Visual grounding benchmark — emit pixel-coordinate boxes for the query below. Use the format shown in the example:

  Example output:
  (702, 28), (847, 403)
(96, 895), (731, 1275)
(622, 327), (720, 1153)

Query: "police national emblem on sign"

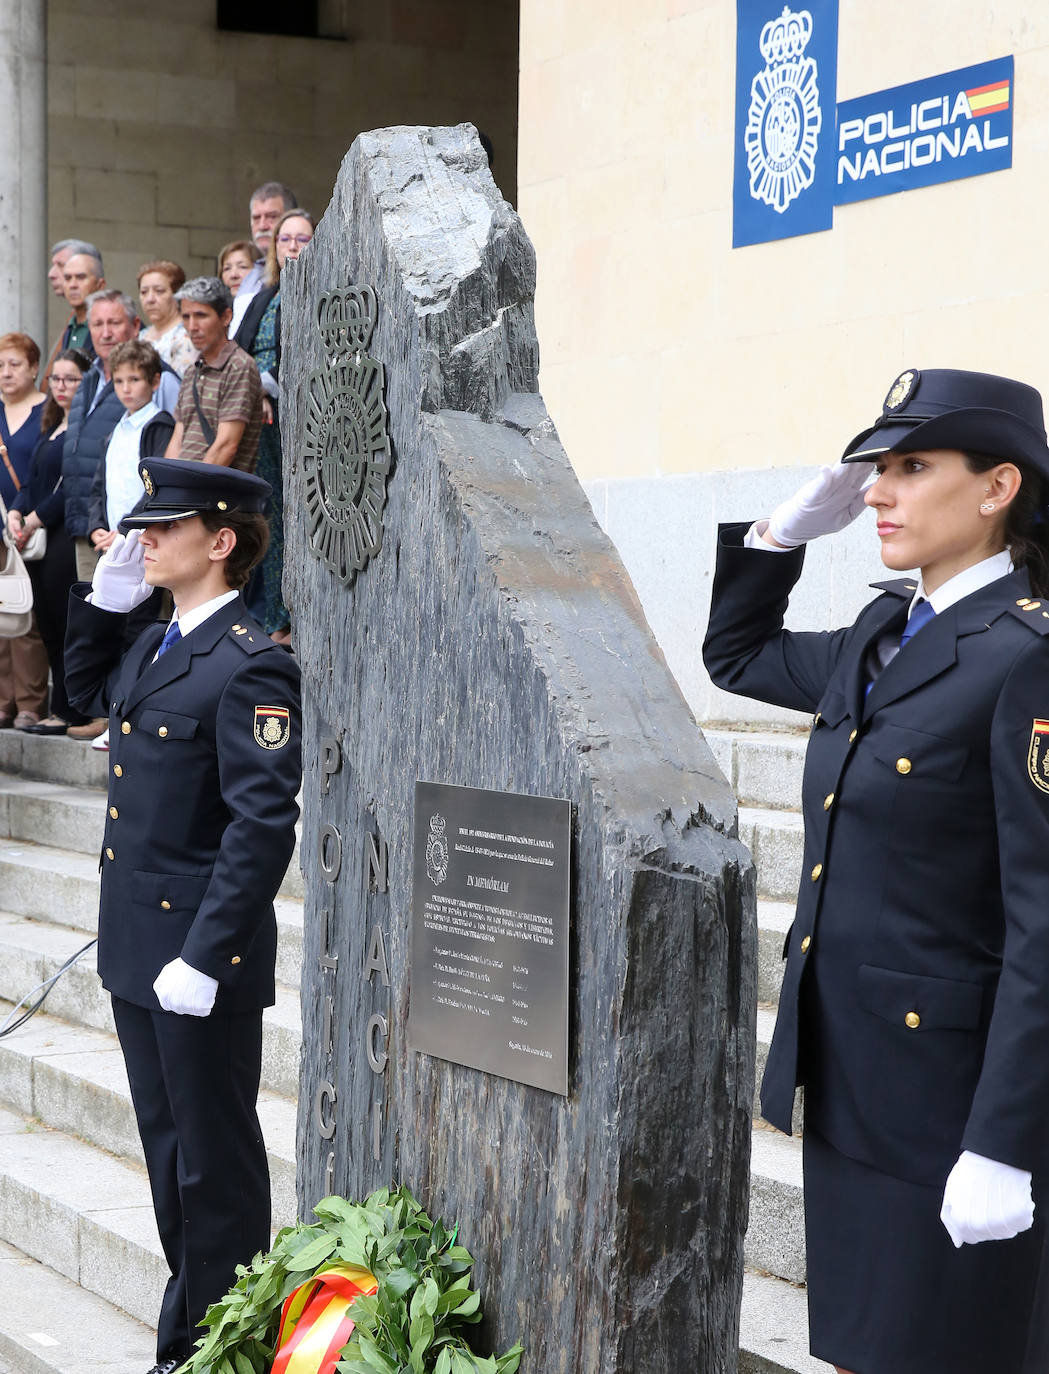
(425, 813), (449, 886)
(745, 6), (822, 214)
(302, 285), (392, 586)
(253, 705), (291, 751)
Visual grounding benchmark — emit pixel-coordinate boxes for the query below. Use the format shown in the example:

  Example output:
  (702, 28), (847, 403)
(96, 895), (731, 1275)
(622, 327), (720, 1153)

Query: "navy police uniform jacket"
(65, 589), (301, 1012)
(704, 523), (1049, 1190)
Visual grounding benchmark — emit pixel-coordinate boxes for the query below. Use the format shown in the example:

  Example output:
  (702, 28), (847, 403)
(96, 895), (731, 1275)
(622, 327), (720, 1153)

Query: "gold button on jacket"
(895, 758), (912, 775)
(811, 863), (823, 881)
(800, 935), (811, 953)
(121, 721), (131, 735)
(905, 1012), (921, 1030)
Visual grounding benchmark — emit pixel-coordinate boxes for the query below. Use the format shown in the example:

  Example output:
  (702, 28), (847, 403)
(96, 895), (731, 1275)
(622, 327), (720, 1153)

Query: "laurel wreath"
(181, 1186), (524, 1374)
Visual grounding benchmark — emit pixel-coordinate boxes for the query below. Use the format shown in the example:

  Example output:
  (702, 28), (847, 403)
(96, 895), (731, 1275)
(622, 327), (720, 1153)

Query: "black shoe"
(26, 716), (69, 735)
(145, 1360), (183, 1374)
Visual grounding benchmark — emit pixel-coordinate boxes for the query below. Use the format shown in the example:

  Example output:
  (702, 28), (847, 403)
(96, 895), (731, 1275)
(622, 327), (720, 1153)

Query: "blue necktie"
(157, 621), (182, 658)
(899, 598), (936, 650)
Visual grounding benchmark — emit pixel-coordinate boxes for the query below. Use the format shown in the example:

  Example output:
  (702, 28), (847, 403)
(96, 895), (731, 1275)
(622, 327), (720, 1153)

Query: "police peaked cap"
(118, 457), (271, 532)
(842, 368), (1049, 482)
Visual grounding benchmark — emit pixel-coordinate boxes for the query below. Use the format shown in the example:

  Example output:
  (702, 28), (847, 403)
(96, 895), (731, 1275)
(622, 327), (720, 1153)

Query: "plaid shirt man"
(174, 340), (263, 471)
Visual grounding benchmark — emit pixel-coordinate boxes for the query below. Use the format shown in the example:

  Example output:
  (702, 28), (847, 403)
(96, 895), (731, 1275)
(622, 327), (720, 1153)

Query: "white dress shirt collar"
(910, 549), (1014, 617)
(170, 589), (240, 638)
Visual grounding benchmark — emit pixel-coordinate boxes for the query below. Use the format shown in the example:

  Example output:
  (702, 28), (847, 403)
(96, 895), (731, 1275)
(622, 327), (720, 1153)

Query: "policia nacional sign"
(733, 2), (1014, 247)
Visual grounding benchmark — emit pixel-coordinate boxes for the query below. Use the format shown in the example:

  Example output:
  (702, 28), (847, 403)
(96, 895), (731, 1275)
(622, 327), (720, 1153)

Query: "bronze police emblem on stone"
(302, 285), (392, 585)
(884, 369), (919, 413)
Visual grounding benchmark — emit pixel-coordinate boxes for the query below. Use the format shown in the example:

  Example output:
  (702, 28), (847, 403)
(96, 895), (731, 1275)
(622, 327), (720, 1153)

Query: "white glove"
(153, 957), (219, 1017)
(90, 531), (152, 613)
(940, 1150), (1035, 1247)
(766, 461), (875, 549)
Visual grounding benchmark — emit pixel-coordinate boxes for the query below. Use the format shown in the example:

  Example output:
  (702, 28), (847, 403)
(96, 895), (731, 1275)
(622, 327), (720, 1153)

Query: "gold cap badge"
(142, 468), (155, 496)
(883, 369), (919, 413)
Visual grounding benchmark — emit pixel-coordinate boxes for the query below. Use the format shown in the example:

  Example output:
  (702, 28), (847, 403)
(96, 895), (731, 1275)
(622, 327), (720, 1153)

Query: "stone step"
(704, 729), (808, 813)
(0, 1100), (167, 1329)
(0, 913), (303, 1099)
(0, 733), (110, 791)
(738, 807), (805, 904)
(757, 899), (793, 1005)
(739, 1270), (833, 1373)
(0, 1237), (156, 1374)
(745, 1129), (805, 1284)
(0, 1000), (297, 1228)
(0, 772), (304, 900)
(0, 835), (304, 981)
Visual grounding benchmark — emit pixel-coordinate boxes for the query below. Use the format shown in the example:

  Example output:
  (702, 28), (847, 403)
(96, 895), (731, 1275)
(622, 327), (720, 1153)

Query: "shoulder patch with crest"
(1028, 720), (1049, 794)
(254, 705), (290, 750)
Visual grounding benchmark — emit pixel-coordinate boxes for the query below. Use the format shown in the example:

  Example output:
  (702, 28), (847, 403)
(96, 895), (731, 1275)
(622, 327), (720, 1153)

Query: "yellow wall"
(519, 2), (1049, 481)
(46, 0), (519, 345)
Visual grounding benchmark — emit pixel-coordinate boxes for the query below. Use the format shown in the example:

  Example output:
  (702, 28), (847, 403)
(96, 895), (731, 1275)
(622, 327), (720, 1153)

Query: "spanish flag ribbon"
(271, 1263), (377, 1374)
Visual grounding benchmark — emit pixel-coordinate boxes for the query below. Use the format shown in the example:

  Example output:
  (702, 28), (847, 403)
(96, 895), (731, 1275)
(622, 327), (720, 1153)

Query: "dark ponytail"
(963, 451), (1049, 598)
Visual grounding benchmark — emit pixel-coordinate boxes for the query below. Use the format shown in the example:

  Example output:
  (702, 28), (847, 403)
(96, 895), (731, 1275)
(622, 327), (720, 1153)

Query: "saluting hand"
(153, 957), (219, 1017)
(940, 1149), (1035, 1247)
(764, 460), (876, 549)
(90, 530), (152, 613)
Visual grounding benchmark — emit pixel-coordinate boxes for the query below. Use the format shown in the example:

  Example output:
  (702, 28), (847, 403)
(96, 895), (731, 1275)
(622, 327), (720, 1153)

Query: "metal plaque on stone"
(410, 781), (570, 1095)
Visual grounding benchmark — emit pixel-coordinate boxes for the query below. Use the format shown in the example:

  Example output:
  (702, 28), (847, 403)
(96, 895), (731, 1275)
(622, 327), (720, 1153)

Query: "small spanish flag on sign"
(965, 78), (1011, 117)
(271, 1264), (378, 1374)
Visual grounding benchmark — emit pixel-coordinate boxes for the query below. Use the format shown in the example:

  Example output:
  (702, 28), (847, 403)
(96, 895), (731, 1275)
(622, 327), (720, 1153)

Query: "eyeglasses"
(50, 374), (81, 387)
(277, 234), (312, 247)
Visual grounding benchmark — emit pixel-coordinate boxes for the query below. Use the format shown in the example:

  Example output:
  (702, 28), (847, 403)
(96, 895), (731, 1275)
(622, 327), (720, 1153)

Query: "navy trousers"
(111, 996), (271, 1363)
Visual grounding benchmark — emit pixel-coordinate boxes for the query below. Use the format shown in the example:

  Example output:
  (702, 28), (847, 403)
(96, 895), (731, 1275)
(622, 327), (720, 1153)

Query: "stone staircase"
(0, 727), (821, 1373)
(0, 733), (303, 1374)
(704, 728), (832, 1374)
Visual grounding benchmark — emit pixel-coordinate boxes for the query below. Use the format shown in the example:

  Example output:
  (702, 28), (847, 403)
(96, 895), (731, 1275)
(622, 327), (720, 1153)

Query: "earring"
(980, 502), (996, 514)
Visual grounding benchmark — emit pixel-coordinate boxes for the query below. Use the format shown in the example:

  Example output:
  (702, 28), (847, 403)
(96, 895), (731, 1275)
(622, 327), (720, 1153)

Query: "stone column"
(0, 0), (46, 351)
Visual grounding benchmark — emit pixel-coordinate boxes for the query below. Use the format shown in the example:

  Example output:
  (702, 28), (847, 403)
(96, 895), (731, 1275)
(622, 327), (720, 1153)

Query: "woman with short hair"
(7, 348), (93, 734)
(137, 259), (196, 377)
(0, 332), (49, 730)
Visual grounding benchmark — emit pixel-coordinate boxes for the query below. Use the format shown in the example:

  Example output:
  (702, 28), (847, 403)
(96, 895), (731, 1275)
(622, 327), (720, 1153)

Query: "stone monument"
(280, 124), (756, 1372)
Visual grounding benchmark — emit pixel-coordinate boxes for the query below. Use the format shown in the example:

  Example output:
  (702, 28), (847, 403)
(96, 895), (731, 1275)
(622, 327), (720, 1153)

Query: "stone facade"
(44, 0), (519, 342)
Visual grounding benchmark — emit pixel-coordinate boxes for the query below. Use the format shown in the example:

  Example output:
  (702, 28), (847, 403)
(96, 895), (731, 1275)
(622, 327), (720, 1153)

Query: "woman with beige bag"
(8, 348), (93, 734)
(0, 333), (48, 730)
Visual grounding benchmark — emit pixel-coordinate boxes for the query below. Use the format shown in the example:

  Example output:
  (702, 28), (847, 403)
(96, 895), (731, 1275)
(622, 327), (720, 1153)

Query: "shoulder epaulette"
(869, 578), (918, 599)
(228, 622), (273, 654)
(1007, 597), (1049, 635)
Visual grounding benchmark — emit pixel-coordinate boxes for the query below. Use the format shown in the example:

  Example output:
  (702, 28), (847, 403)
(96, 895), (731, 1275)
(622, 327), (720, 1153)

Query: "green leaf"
(495, 1345), (523, 1374)
(435, 1349), (453, 1374)
(286, 1233), (339, 1271)
(232, 1349), (258, 1374)
(452, 1291), (481, 1318)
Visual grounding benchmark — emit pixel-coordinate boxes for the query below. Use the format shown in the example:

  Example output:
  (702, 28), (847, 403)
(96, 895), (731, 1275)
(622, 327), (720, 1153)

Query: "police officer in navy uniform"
(65, 457), (301, 1374)
(704, 370), (1049, 1374)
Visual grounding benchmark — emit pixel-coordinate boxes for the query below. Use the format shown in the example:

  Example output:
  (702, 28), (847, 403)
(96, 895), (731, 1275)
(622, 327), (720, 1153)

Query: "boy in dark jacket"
(87, 340), (175, 550)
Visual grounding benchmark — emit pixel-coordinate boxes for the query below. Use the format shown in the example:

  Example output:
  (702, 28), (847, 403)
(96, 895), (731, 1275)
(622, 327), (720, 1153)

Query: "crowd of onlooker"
(0, 180), (315, 747)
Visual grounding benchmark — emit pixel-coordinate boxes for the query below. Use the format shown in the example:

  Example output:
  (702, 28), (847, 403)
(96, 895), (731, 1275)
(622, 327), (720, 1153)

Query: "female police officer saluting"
(704, 369), (1049, 1374)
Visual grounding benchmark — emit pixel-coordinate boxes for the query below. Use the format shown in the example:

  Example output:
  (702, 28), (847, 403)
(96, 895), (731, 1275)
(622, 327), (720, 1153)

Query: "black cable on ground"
(0, 938), (98, 1038)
